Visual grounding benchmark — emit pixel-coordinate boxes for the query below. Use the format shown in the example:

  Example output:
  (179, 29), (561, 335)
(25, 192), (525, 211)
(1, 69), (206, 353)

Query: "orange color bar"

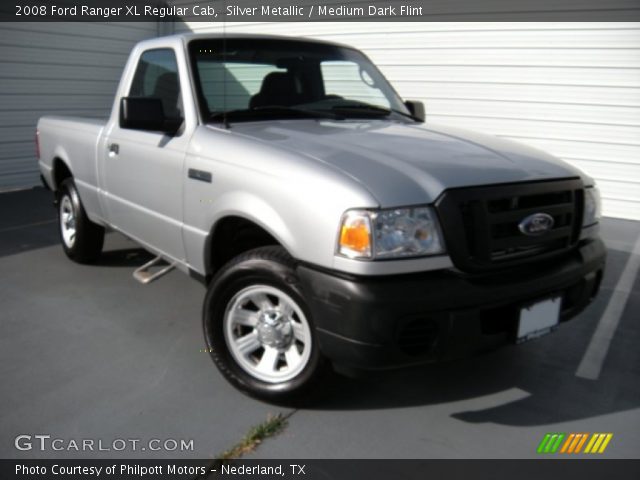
(567, 434), (582, 453)
(560, 434), (576, 454)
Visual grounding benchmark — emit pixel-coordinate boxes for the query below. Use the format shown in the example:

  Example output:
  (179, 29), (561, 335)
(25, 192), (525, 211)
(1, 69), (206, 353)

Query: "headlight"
(338, 206), (445, 260)
(582, 186), (602, 227)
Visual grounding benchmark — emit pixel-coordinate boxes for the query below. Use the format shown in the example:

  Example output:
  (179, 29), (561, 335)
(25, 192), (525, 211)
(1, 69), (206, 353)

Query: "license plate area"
(516, 296), (562, 344)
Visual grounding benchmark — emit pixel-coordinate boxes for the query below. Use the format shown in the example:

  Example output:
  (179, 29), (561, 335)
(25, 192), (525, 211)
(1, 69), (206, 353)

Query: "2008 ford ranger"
(37, 34), (605, 400)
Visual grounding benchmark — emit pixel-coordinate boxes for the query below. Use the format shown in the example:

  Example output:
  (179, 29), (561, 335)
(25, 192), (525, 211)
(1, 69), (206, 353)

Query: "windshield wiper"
(209, 106), (344, 123)
(331, 103), (419, 121)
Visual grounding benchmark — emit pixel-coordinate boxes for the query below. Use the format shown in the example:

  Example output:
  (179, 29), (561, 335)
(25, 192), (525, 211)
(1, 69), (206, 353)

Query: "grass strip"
(217, 412), (290, 460)
(194, 411), (294, 479)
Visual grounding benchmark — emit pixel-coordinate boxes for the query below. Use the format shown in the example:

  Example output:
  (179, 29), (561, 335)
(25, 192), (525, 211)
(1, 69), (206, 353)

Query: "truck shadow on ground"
(0, 188), (59, 258)
(309, 340), (639, 427)
(0, 187), (155, 267)
(305, 248), (639, 427)
(93, 247), (154, 267)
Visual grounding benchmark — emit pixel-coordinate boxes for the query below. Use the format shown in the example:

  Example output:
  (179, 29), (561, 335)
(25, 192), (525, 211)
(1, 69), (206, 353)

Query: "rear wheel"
(203, 246), (325, 402)
(58, 178), (104, 263)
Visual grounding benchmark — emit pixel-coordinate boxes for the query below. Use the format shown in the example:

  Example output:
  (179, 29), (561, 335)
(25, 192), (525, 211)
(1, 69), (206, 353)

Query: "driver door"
(100, 48), (187, 262)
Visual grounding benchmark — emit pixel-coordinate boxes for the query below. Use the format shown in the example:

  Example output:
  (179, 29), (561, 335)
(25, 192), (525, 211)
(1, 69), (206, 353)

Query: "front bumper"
(298, 238), (606, 370)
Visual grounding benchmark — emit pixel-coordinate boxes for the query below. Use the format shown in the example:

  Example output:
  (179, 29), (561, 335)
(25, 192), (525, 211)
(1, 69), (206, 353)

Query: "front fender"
(183, 190), (296, 275)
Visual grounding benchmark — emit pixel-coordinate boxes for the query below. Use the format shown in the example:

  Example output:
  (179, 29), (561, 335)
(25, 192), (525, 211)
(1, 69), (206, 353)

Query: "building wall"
(0, 22), (160, 189)
(179, 22), (640, 220)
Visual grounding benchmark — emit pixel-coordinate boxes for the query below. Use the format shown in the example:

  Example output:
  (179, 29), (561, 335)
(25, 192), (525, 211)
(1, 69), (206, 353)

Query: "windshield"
(188, 38), (413, 123)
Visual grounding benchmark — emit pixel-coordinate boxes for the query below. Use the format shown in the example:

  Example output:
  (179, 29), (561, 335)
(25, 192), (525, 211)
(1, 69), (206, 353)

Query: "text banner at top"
(4, 0), (640, 22)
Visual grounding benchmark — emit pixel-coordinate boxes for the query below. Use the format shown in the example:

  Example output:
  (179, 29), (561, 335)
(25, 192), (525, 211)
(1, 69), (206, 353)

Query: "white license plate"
(516, 297), (562, 343)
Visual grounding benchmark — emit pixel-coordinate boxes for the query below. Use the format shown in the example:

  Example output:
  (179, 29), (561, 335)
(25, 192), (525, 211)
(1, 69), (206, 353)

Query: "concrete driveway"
(1, 187), (639, 459)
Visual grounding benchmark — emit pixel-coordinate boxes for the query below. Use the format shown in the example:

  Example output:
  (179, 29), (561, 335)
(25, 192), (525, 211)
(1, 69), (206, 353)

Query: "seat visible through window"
(249, 72), (300, 109)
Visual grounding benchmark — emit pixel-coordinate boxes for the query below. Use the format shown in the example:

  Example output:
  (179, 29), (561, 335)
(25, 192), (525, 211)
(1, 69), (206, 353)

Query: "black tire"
(203, 246), (326, 403)
(57, 178), (104, 263)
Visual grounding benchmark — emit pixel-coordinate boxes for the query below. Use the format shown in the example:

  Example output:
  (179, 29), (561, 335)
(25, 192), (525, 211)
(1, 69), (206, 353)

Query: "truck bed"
(37, 115), (107, 224)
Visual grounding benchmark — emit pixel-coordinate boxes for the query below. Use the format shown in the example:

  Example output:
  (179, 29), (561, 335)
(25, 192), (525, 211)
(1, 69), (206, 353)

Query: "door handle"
(108, 143), (119, 157)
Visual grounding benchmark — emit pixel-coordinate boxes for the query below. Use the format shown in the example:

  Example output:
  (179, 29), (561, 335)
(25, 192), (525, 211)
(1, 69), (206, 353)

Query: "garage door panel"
(0, 78), (118, 96)
(598, 179), (640, 203)
(0, 23), (154, 190)
(368, 48), (640, 68)
(0, 94), (113, 111)
(397, 82), (640, 107)
(1, 22), (157, 41)
(434, 116), (640, 146)
(0, 45), (129, 68)
(0, 110), (110, 128)
(425, 99), (640, 126)
(0, 62), (123, 81)
(346, 29), (640, 49)
(385, 66), (640, 88)
(0, 29), (138, 53)
(509, 137), (640, 166)
(567, 159), (640, 184)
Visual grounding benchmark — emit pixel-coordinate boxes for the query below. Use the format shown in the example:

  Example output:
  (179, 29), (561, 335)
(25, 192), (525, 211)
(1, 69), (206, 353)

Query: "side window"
(129, 49), (183, 121)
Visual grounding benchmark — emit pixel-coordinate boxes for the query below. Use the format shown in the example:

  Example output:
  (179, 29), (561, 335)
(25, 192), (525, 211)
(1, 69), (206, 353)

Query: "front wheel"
(203, 247), (326, 402)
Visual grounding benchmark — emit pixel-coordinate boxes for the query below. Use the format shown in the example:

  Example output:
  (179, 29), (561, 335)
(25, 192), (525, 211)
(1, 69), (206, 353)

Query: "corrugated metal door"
(0, 22), (159, 190)
(180, 22), (640, 220)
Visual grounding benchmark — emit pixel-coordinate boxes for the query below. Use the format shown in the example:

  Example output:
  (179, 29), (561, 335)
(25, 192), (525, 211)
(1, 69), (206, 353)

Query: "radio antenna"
(222, 0), (229, 129)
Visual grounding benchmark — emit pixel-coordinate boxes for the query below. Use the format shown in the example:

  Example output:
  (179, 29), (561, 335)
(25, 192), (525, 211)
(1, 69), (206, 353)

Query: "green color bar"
(537, 434), (552, 454)
(550, 433), (566, 453)
(544, 434), (558, 453)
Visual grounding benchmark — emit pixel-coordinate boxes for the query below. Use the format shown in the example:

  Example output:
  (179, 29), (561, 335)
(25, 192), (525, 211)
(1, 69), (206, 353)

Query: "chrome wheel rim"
(59, 194), (76, 248)
(224, 285), (312, 383)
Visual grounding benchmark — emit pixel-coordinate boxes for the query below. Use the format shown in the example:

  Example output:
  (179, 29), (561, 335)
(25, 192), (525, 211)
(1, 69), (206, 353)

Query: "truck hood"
(230, 119), (586, 206)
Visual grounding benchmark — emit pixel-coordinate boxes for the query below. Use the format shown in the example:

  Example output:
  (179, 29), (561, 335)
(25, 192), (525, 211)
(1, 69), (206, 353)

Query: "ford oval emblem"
(518, 213), (555, 236)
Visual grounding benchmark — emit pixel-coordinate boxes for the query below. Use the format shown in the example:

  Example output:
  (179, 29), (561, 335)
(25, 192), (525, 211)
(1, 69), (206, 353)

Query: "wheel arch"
(204, 214), (293, 279)
(52, 156), (73, 192)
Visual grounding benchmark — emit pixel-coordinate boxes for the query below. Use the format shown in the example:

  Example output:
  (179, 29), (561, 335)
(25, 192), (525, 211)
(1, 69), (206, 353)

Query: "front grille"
(436, 178), (584, 272)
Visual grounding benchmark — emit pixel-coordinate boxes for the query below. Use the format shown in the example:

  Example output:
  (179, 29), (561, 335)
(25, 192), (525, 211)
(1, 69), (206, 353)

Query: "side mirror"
(120, 97), (180, 133)
(404, 100), (425, 122)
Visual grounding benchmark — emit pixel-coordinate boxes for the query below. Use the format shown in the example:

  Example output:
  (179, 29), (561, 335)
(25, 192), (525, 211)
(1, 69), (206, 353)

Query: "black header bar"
(4, 0), (640, 22)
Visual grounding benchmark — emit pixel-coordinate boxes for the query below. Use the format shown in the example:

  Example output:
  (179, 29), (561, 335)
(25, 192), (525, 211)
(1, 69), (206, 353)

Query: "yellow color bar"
(598, 434), (613, 453)
(592, 434), (606, 453)
(584, 434), (599, 453)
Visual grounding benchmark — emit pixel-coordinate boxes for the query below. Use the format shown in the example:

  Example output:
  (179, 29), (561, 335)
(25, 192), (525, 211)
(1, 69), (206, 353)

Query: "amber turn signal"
(338, 211), (372, 258)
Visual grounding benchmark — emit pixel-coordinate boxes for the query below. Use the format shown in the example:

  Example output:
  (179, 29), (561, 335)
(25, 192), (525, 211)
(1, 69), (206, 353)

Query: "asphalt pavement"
(1, 187), (638, 459)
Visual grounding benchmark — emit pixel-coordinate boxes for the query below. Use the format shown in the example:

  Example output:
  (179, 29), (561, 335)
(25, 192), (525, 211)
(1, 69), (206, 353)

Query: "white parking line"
(575, 233), (640, 380)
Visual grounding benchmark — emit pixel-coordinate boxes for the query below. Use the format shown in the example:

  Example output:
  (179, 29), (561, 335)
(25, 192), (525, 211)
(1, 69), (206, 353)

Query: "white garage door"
(179, 21), (640, 220)
(0, 22), (159, 190)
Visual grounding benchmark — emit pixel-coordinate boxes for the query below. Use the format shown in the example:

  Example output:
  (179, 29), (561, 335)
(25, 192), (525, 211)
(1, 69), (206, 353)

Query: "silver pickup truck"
(37, 33), (605, 401)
